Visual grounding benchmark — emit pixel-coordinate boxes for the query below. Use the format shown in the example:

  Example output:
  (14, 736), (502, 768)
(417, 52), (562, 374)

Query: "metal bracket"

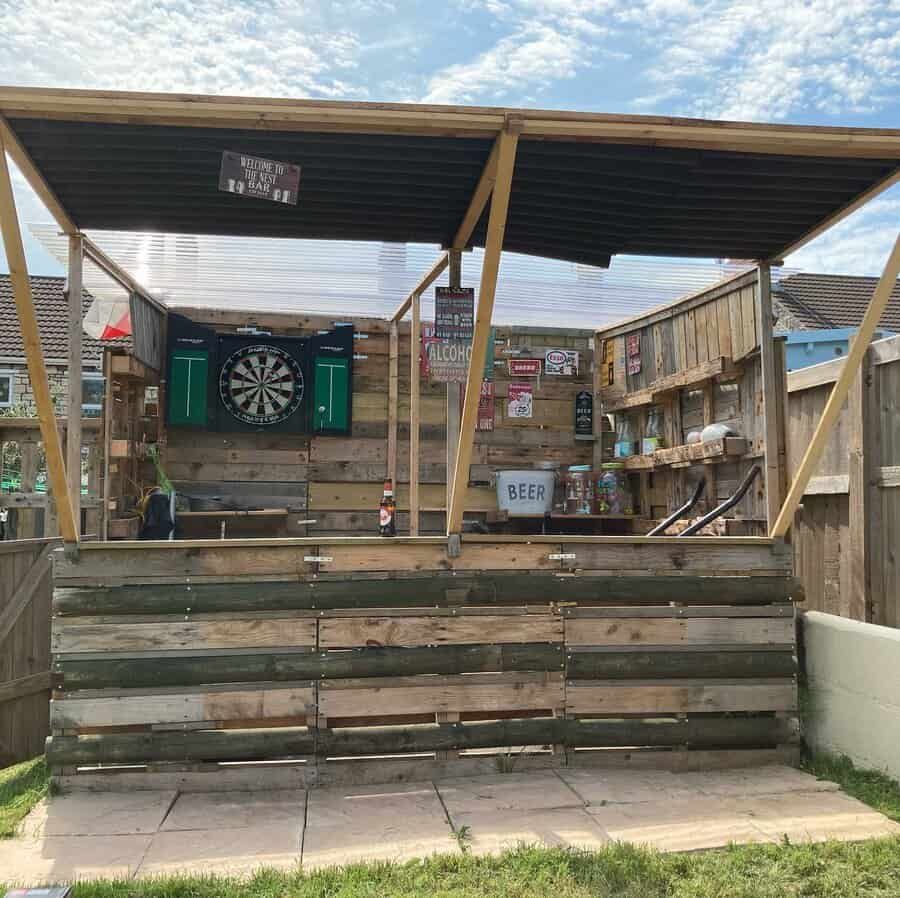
(548, 553), (576, 561)
(304, 555), (333, 563)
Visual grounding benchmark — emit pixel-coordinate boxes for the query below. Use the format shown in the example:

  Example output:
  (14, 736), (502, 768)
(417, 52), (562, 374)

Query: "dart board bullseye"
(218, 344), (304, 426)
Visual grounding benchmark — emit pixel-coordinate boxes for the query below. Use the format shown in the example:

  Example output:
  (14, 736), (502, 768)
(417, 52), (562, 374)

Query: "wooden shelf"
(620, 437), (747, 471)
(178, 508), (292, 518)
(603, 357), (739, 413)
(488, 510), (636, 522)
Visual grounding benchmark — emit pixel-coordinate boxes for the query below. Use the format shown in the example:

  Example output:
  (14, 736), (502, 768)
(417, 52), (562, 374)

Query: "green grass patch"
(0, 755), (50, 838)
(803, 752), (900, 823)
(66, 840), (900, 898)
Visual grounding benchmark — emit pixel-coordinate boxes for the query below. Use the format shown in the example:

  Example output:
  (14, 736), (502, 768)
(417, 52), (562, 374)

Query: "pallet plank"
(565, 617), (793, 646)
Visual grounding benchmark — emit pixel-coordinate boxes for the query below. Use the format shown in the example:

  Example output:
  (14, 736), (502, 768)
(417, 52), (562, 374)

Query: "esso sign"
(546, 350), (567, 366)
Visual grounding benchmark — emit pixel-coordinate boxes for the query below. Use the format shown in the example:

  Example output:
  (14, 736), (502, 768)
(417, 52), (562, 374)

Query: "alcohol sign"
(427, 340), (472, 383)
(575, 390), (593, 439)
(461, 380), (495, 431)
(507, 381), (533, 418)
(219, 151), (301, 205)
(545, 348), (579, 376)
(435, 287), (474, 341)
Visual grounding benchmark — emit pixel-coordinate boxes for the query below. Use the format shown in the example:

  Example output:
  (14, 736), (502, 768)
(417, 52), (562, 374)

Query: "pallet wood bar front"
(50, 540), (798, 786)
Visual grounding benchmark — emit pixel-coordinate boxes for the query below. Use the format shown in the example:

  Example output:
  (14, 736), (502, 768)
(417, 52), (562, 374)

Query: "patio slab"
(302, 781), (456, 869)
(678, 766), (842, 798)
(436, 771), (583, 815)
(160, 789), (306, 831)
(587, 796), (775, 852)
(451, 807), (611, 856)
(137, 822), (303, 877)
(20, 790), (178, 837)
(558, 769), (700, 806)
(0, 834), (152, 884)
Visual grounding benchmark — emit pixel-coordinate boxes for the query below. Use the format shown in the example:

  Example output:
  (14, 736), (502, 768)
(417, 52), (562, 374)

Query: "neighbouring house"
(773, 272), (900, 370)
(0, 274), (128, 416)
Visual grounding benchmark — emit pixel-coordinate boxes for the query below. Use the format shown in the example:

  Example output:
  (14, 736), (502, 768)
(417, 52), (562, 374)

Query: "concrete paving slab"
(161, 789), (306, 831)
(25, 791), (178, 836)
(588, 797), (774, 852)
(0, 834), (152, 885)
(137, 822), (302, 877)
(451, 808), (610, 856)
(558, 769), (700, 806)
(302, 781), (456, 869)
(436, 771), (583, 815)
(678, 765), (841, 798)
(745, 791), (900, 844)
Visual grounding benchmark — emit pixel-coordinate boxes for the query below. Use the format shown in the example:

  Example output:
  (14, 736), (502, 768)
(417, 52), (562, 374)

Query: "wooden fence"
(0, 538), (58, 765)
(787, 333), (900, 626)
(47, 538), (798, 789)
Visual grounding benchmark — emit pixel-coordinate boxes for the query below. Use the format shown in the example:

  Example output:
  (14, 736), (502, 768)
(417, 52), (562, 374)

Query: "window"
(81, 372), (105, 417)
(0, 370), (14, 408)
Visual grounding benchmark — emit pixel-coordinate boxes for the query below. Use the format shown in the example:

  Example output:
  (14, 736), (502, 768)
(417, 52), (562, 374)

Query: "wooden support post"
(66, 234), (84, 534)
(0, 129), (78, 543)
(446, 249), (462, 515)
(410, 291), (421, 535)
(387, 321), (399, 484)
(448, 126), (519, 534)
(757, 263), (782, 532)
(772, 235), (900, 538)
(391, 253), (448, 322)
(847, 338), (873, 621)
(100, 349), (113, 541)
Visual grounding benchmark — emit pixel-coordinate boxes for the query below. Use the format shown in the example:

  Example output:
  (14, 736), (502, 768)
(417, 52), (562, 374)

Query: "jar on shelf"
(565, 464), (593, 515)
(642, 406), (665, 455)
(595, 463), (634, 516)
(614, 415), (637, 458)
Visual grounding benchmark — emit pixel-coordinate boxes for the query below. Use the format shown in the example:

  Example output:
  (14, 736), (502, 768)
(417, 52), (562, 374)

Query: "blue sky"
(1, 0), (898, 278)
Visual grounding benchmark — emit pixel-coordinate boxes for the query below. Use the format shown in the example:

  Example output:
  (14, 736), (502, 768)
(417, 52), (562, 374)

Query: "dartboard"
(218, 344), (304, 426)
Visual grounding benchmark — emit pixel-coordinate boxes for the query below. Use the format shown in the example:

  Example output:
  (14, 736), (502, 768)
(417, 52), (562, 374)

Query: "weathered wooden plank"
(0, 670), (52, 705)
(57, 643), (565, 690)
(51, 683), (315, 728)
(319, 672), (564, 718)
(566, 649), (797, 680)
(0, 548), (51, 644)
(320, 613), (562, 648)
(565, 616), (793, 646)
(564, 604), (794, 618)
(166, 462), (309, 482)
(54, 574), (800, 616)
(45, 716), (798, 766)
(566, 678), (796, 714)
(318, 542), (557, 573)
(52, 617), (317, 654)
(308, 482), (495, 512)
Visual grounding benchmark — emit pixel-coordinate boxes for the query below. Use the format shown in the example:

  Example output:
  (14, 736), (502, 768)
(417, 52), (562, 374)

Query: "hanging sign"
(601, 339), (615, 386)
(435, 287), (474, 341)
(427, 340), (472, 383)
(545, 348), (579, 376)
(575, 390), (594, 439)
(508, 358), (542, 377)
(507, 381), (534, 419)
(219, 151), (301, 205)
(460, 380), (495, 431)
(626, 332), (642, 376)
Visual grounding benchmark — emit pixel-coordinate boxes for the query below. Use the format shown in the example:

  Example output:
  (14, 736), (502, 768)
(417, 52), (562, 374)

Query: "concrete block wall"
(802, 611), (900, 779)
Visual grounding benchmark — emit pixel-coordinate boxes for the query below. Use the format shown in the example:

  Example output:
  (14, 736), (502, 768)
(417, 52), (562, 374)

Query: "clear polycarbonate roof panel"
(31, 226), (769, 329)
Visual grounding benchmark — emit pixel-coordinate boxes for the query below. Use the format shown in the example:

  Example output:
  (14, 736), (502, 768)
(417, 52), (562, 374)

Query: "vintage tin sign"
(507, 381), (534, 418)
(508, 358), (542, 377)
(545, 348), (579, 375)
(575, 390), (593, 439)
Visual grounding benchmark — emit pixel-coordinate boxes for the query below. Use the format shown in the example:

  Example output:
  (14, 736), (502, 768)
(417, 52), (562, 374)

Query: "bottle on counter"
(596, 463), (634, 516)
(379, 479), (396, 536)
(614, 415), (637, 458)
(642, 406), (665, 455)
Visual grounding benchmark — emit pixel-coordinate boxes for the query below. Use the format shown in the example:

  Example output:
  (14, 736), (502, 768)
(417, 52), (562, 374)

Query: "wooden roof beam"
(0, 112), (77, 234)
(82, 235), (167, 314)
(391, 252), (449, 322)
(452, 137), (499, 250)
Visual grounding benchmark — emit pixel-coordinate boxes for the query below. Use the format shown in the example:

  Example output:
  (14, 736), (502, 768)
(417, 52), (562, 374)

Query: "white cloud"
(786, 189), (900, 276)
(0, 0), (368, 98)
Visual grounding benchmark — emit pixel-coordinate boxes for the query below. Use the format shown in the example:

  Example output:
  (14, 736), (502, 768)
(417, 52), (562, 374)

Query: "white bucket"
(496, 470), (555, 514)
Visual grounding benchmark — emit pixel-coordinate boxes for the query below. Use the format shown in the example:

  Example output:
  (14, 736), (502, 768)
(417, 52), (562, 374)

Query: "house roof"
(1, 86), (898, 267)
(773, 272), (900, 331)
(0, 274), (128, 365)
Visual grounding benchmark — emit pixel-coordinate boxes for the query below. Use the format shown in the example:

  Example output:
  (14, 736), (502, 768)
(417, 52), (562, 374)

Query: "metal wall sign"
(427, 339), (472, 383)
(508, 358), (542, 377)
(507, 381), (534, 418)
(575, 390), (594, 439)
(545, 348), (579, 376)
(219, 151), (301, 205)
(434, 287), (474, 341)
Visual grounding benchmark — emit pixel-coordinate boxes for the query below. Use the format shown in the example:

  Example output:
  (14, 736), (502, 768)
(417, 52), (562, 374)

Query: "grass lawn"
(0, 756), (50, 839)
(0, 753), (898, 897)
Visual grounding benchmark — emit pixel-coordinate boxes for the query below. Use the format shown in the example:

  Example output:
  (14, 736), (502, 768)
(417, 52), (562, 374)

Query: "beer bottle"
(379, 479), (396, 537)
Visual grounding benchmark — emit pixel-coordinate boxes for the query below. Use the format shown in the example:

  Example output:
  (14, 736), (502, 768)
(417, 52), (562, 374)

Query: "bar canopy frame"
(1, 87), (898, 543)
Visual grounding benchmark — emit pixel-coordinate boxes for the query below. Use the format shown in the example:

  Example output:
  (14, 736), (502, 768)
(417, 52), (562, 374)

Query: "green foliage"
(803, 752), (900, 823)
(0, 756), (49, 839)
